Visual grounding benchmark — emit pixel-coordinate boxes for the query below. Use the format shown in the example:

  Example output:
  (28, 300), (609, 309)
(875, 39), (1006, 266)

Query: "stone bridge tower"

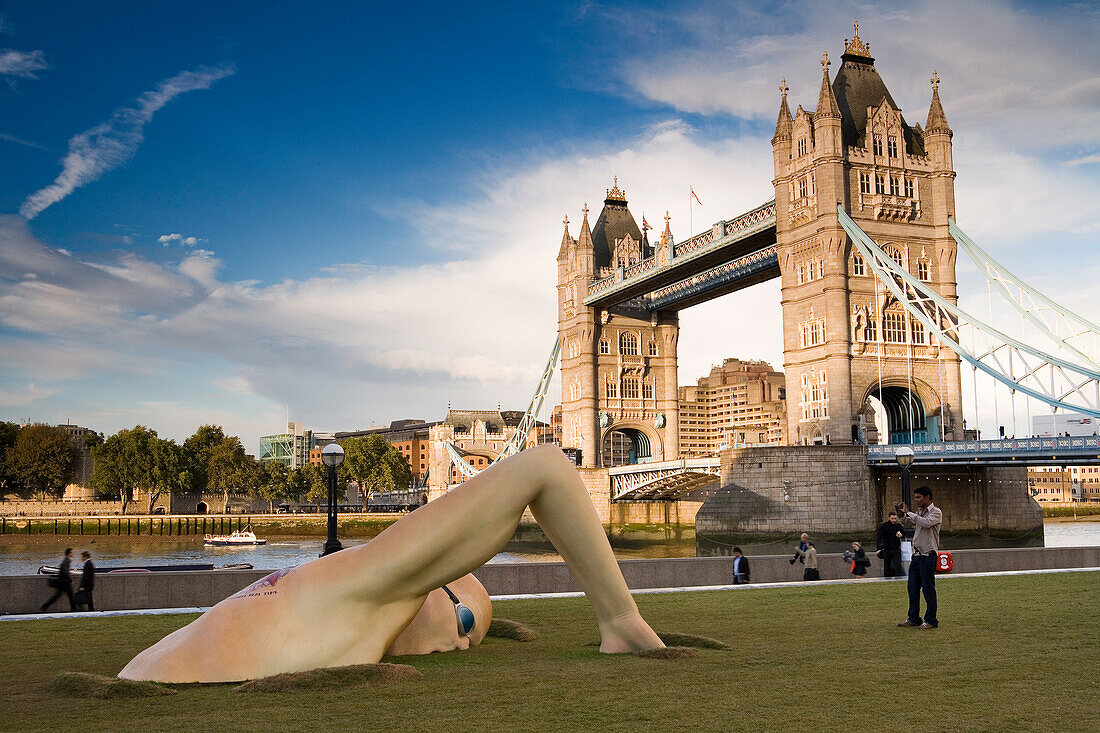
(557, 181), (680, 467)
(773, 25), (964, 445)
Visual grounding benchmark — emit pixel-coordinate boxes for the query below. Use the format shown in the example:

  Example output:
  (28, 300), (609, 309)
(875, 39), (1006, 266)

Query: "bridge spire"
(577, 202), (593, 253)
(660, 210), (672, 247)
(557, 213), (574, 260)
(926, 69), (951, 135)
(814, 51), (841, 120)
(772, 78), (792, 144)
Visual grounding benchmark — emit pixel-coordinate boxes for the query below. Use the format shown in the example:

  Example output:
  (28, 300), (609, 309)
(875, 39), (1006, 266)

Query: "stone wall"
(697, 446), (874, 537)
(4, 547), (1096, 614)
(873, 464), (1041, 537)
(0, 499), (125, 517)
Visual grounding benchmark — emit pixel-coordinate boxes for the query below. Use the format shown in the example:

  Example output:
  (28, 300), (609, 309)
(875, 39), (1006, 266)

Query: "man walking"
(731, 547), (751, 584)
(876, 511), (905, 577)
(40, 547), (75, 613)
(76, 551), (96, 611)
(896, 487), (942, 629)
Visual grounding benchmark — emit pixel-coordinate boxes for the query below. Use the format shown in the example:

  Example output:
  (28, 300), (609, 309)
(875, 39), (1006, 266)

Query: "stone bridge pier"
(694, 446), (1041, 553)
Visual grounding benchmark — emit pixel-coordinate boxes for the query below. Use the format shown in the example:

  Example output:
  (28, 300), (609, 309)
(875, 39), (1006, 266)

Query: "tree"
(0, 421), (20, 494)
(255, 461), (290, 512)
(206, 436), (258, 512)
(6, 424), (75, 500)
(341, 435), (413, 506)
(90, 426), (189, 513)
(299, 460), (327, 506)
(183, 425), (229, 492)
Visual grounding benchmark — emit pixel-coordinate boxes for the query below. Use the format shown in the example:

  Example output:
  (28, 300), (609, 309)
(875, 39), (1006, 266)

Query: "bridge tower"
(773, 26), (964, 445)
(557, 182), (680, 467)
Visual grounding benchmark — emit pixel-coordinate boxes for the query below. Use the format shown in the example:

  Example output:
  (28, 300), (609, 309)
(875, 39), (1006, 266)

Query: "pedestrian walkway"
(4, 566), (1097, 621)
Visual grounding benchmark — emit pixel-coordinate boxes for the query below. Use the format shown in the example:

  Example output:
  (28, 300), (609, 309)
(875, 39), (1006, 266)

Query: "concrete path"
(3, 565), (1097, 622)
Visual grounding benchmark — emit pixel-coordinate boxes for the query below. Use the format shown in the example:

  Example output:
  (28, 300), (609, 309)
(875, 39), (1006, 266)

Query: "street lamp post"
(320, 443), (345, 557)
(894, 447), (916, 553)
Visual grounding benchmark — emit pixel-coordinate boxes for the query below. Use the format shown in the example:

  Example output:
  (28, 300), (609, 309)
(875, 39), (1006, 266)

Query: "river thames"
(0, 519), (1096, 576)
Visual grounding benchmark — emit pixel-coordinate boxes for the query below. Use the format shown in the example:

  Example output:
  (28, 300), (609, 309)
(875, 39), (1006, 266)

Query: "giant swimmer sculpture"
(120, 445), (664, 682)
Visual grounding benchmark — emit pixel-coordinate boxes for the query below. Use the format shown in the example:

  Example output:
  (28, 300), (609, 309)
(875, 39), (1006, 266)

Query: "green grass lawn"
(3, 573), (1098, 733)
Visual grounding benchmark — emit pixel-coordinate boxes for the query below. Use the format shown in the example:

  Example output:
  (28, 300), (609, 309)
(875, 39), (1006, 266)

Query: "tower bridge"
(559, 28), (968, 468)
(439, 25), (1100, 544)
(545, 25), (1100, 539)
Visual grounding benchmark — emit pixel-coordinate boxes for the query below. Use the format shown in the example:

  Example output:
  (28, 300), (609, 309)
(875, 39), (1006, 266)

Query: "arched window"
(884, 246), (904, 268)
(619, 332), (639, 356)
(852, 252), (865, 276)
(884, 311), (907, 343)
(917, 260), (930, 281)
(648, 341), (658, 357)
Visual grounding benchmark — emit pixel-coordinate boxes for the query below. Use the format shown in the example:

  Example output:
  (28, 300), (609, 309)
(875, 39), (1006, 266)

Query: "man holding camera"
(896, 486), (942, 629)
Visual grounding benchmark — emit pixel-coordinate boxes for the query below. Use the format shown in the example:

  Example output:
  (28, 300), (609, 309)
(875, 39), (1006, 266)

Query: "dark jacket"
(79, 560), (95, 591)
(732, 555), (751, 584)
(57, 557), (72, 585)
(876, 520), (904, 552)
(852, 547), (870, 576)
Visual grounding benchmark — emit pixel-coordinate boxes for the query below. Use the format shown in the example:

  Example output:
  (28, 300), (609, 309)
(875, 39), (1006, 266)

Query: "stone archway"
(196, 501), (208, 514)
(865, 376), (942, 444)
(601, 424), (660, 467)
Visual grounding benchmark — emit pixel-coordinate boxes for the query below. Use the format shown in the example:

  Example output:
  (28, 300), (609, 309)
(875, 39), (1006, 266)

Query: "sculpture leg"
(343, 444), (662, 652)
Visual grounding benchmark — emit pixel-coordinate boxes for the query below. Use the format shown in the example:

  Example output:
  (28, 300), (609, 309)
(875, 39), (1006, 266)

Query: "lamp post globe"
(320, 444), (345, 556)
(894, 446), (915, 518)
(321, 443), (345, 468)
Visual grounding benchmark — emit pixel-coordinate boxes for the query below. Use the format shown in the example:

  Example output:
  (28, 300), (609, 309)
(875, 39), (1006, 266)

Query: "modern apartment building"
(678, 358), (787, 456)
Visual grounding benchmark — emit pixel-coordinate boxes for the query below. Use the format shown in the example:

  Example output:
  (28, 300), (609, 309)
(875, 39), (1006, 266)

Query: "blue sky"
(1, 1), (1099, 451)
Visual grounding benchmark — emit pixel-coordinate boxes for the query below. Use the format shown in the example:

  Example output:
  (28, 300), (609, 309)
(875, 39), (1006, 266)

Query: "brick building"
(678, 358), (787, 455)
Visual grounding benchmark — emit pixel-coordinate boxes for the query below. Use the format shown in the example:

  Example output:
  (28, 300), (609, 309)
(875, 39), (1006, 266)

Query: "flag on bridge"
(690, 186), (703, 205)
(642, 214), (652, 231)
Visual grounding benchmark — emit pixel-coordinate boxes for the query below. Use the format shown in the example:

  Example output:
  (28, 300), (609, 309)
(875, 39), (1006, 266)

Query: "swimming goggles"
(441, 584), (475, 636)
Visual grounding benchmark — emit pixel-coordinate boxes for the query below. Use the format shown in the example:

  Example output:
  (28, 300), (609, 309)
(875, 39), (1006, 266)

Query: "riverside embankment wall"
(2, 546), (1096, 615)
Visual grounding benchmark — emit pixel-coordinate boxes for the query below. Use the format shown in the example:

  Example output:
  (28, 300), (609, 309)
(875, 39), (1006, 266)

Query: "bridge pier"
(695, 446), (1042, 553)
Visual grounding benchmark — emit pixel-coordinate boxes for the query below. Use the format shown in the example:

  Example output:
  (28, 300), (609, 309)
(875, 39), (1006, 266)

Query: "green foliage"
(90, 426), (189, 511)
(6, 424), (75, 499)
(255, 461), (291, 511)
(341, 434), (413, 501)
(182, 425), (229, 492)
(206, 435), (259, 500)
(1043, 505), (1100, 517)
(0, 421), (21, 493)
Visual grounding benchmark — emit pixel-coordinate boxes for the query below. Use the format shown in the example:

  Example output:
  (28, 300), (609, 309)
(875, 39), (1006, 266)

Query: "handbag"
(74, 590), (89, 605)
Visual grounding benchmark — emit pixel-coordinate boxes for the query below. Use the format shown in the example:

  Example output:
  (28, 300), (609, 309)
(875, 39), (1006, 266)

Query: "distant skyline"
(2, 1), (1099, 451)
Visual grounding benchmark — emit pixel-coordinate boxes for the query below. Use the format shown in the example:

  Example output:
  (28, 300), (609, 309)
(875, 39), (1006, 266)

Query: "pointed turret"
(577, 203), (592, 251)
(660, 211), (673, 247)
(772, 78), (793, 144)
(814, 52), (841, 120)
(556, 214), (574, 261)
(925, 70), (952, 136)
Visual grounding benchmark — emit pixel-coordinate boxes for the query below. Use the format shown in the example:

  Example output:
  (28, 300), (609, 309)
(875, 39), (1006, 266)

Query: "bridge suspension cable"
(442, 337), (561, 480)
(839, 206), (1100, 419)
(950, 220), (1100, 370)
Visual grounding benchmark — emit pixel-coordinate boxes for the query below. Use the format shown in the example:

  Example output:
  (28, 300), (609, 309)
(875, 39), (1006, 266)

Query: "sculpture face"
(385, 575), (491, 657)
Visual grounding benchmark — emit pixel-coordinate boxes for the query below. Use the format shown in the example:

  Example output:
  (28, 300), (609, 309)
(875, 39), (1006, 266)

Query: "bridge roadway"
(583, 200), (777, 310)
(868, 436), (1100, 466)
(610, 437), (1100, 502)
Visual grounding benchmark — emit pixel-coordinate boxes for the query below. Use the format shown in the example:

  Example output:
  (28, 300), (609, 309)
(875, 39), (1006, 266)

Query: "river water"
(1, 520), (1096, 577)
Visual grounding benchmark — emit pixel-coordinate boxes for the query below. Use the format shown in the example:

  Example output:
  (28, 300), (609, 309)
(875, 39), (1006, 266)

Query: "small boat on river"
(203, 530), (266, 546)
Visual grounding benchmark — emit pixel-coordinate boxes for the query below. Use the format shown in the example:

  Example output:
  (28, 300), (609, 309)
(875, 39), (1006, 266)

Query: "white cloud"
(0, 48), (47, 79)
(159, 233), (202, 246)
(0, 382), (58, 407)
(20, 65), (234, 219)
